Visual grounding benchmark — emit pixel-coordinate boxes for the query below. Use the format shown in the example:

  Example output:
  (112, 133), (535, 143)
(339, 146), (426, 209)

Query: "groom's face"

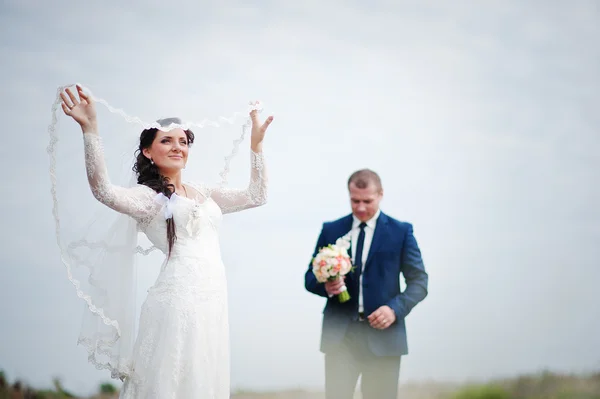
(349, 182), (382, 222)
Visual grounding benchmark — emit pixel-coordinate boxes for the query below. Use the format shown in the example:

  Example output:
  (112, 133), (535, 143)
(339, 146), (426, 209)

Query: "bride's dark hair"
(132, 117), (195, 256)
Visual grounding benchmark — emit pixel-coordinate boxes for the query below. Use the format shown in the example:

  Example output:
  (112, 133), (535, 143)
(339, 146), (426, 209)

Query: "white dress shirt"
(351, 209), (381, 313)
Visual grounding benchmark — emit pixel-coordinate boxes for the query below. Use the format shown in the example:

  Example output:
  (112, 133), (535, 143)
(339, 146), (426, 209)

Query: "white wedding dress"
(82, 132), (268, 398)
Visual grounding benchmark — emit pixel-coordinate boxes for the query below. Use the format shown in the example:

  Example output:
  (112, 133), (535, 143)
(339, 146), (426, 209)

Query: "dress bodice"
(142, 194), (224, 258)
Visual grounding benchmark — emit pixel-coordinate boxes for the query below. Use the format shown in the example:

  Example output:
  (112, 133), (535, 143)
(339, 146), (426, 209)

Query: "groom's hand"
(368, 305), (396, 329)
(324, 277), (346, 297)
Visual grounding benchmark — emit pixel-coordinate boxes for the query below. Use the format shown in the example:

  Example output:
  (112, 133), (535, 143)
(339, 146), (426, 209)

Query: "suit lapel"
(335, 215), (356, 281)
(338, 214), (354, 256)
(365, 212), (387, 269)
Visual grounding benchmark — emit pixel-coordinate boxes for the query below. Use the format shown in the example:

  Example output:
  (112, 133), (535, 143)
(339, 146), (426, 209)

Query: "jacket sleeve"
(385, 223), (428, 319)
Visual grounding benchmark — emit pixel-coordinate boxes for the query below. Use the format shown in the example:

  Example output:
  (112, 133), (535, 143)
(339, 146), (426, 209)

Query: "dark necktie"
(354, 222), (367, 276)
(352, 222), (367, 319)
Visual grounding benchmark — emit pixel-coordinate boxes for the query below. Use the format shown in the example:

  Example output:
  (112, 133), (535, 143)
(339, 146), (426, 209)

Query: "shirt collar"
(352, 209), (381, 230)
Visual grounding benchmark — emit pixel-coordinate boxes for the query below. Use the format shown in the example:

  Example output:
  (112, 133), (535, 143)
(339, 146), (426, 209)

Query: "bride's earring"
(150, 158), (154, 165)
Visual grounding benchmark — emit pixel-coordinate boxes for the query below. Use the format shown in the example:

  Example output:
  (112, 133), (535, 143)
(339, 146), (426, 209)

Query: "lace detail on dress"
(250, 149), (265, 170)
(199, 149), (268, 215)
(83, 133), (158, 223)
(119, 196), (231, 398)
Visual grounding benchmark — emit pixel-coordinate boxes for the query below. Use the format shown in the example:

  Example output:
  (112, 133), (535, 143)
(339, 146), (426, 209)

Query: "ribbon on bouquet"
(154, 192), (180, 219)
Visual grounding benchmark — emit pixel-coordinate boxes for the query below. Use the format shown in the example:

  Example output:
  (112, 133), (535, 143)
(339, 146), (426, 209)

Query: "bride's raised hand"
(60, 85), (97, 133)
(249, 101), (273, 150)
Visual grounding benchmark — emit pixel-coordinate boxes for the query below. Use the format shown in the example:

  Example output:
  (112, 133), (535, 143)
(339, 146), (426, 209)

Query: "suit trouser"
(324, 319), (401, 399)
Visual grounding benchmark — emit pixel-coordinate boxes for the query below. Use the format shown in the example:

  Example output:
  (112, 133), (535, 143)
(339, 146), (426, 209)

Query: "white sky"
(1, 0), (599, 396)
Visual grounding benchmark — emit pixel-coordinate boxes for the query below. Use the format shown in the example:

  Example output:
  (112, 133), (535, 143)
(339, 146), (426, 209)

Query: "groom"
(304, 169), (429, 399)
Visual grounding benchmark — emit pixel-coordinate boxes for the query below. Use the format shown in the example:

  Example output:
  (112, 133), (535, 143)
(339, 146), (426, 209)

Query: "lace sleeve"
(208, 150), (268, 214)
(83, 132), (154, 219)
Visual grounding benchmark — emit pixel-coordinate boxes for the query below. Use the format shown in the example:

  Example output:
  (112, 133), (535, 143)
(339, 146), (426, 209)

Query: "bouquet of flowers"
(312, 233), (353, 303)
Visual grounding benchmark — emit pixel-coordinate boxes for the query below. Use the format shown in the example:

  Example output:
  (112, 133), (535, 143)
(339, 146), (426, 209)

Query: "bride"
(57, 85), (274, 398)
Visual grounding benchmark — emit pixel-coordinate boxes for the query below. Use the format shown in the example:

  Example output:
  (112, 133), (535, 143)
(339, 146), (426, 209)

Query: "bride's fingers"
(261, 116), (274, 131)
(60, 91), (73, 109)
(249, 100), (262, 118)
(250, 109), (259, 124)
(77, 90), (90, 104)
(76, 85), (92, 104)
(66, 87), (79, 107)
(61, 102), (70, 115)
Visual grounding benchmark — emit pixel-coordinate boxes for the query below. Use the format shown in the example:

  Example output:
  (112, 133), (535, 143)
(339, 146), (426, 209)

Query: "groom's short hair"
(348, 169), (382, 192)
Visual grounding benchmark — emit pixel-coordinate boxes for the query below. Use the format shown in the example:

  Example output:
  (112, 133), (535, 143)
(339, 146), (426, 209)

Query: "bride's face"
(143, 128), (190, 172)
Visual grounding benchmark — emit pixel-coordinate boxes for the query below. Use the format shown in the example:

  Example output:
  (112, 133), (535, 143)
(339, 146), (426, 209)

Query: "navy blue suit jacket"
(305, 211), (428, 356)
